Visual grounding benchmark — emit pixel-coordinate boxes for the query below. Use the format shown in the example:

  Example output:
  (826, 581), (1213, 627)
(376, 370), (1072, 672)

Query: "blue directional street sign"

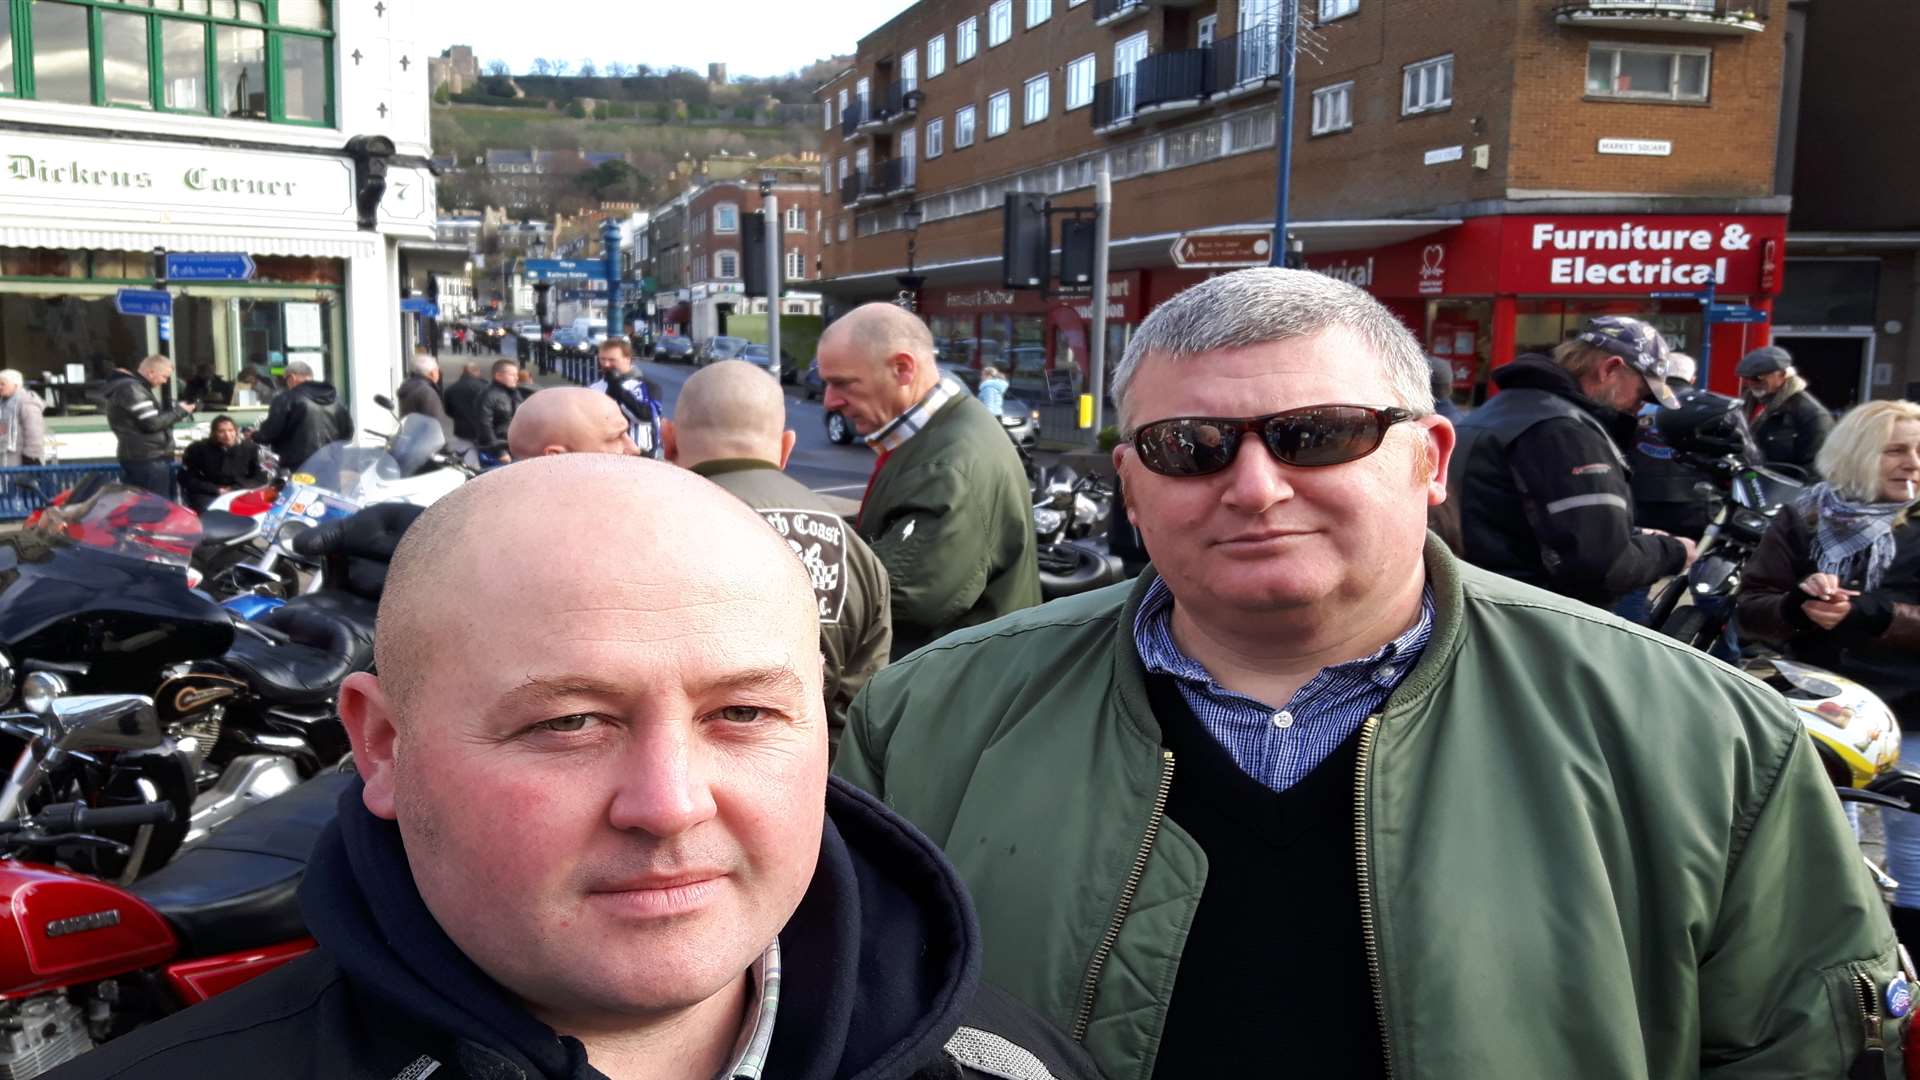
(1705, 305), (1768, 324)
(1650, 290), (1711, 301)
(400, 297), (440, 317)
(114, 288), (173, 318)
(164, 252), (256, 281)
(523, 258), (609, 281)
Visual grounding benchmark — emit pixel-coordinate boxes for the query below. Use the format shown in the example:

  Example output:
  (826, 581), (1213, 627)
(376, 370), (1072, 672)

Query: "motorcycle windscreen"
(283, 441), (402, 505)
(387, 413), (447, 478)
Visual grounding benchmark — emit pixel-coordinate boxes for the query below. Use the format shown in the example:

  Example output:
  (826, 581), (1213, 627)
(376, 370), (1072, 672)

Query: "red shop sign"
(1498, 215), (1787, 296)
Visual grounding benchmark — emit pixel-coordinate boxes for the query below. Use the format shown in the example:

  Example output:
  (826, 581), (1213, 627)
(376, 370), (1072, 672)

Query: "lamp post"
(600, 218), (622, 344)
(897, 202), (925, 311)
(759, 170), (782, 378)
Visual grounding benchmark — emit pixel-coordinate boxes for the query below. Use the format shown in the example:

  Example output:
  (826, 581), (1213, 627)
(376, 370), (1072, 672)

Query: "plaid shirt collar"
(866, 375), (966, 454)
(717, 938), (782, 1080)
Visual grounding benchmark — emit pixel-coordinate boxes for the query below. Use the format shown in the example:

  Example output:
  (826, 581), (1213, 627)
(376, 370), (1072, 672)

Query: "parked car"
(938, 361), (982, 393)
(740, 343), (803, 380)
(697, 336), (751, 366)
(550, 328), (595, 354)
(513, 321), (541, 340)
(655, 335), (695, 363)
(802, 362), (858, 445)
(824, 408), (856, 446)
(801, 361), (826, 401)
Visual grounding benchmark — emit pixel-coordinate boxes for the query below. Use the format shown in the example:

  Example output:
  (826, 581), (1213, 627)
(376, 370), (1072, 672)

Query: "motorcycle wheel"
(1038, 542), (1117, 601)
(1660, 605), (1712, 650)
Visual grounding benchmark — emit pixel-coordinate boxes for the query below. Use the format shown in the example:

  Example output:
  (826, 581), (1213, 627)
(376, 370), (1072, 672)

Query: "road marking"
(812, 484), (868, 494)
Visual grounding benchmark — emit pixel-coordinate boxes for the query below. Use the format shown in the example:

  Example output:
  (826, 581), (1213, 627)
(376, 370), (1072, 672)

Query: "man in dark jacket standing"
(102, 355), (195, 496)
(1738, 344), (1834, 471)
(53, 456), (1097, 1080)
(442, 360), (489, 443)
(1628, 351), (1713, 540)
(818, 303), (1038, 658)
(472, 358), (519, 465)
(249, 360), (351, 473)
(179, 415), (270, 511)
(396, 350), (450, 435)
(1451, 316), (1695, 610)
(666, 360), (892, 756)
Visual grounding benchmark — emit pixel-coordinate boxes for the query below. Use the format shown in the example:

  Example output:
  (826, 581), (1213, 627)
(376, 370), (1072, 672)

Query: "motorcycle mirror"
(1692, 482), (1715, 499)
(373, 394), (397, 413)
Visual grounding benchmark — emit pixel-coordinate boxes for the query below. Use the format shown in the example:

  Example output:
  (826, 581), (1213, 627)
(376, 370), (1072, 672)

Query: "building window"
(1197, 15), (1217, 49)
(1319, 0), (1359, 19)
(928, 34), (947, 78)
(1024, 74), (1050, 125)
(1586, 44), (1710, 103)
(1402, 54), (1453, 115)
(785, 206), (805, 231)
(1066, 53), (1096, 110)
(854, 147), (870, 173)
(716, 204), (739, 233)
(956, 104), (977, 147)
(837, 87), (849, 125)
(1311, 81), (1353, 134)
(902, 48), (919, 91)
(838, 156), (849, 183)
(1027, 0), (1051, 28)
(824, 97), (834, 130)
(987, 90), (1011, 136)
(17, 0), (333, 124)
(957, 17), (978, 63)
(717, 251), (738, 279)
(988, 0), (1013, 47)
(837, 219), (849, 241)
(927, 116), (945, 157)
(785, 249), (804, 281)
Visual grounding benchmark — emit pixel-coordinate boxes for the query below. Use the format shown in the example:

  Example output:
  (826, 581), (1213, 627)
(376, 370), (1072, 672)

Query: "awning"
(0, 222), (379, 261)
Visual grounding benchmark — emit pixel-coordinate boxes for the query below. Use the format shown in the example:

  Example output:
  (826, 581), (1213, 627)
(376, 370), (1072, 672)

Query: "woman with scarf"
(1737, 399), (1920, 939)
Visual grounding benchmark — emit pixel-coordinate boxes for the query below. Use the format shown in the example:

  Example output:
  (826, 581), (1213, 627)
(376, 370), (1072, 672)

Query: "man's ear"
(891, 353), (917, 387)
(338, 672), (400, 820)
(661, 419), (679, 463)
(1417, 415), (1456, 506)
(779, 429), (797, 470)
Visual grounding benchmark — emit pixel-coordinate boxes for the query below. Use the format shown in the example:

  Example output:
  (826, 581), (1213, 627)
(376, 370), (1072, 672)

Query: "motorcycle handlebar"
(0, 800), (175, 837)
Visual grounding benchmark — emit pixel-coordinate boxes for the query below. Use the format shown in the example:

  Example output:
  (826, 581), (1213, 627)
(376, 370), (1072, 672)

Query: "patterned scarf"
(1803, 482), (1906, 592)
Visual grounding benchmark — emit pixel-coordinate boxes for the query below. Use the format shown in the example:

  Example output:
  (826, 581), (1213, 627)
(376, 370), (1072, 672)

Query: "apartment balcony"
(1553, 0), (1768, 35)
(1133, 49), (1214, 121)
(840, 98), (869, 138)
(1212, 22), (1285, 101)
(838, 170), (871, 206)
(877, 82), (924, 129)
(878, 156), (917, 197)
(1092, 0), (1149, 28)
(1091, 74), (1138, 135)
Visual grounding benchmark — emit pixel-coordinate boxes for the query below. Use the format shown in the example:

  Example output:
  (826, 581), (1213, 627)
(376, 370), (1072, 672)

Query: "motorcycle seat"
(275, 592), (377, 657)
(218, 606), (372, 707)
(196, 510), (256, 549)
(130, 770), (353, 959)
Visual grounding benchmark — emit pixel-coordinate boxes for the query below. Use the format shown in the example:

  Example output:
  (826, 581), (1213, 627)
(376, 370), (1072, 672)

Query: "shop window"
(1402, 54), (1452, 116)
(978, 314), (1012, 372)
(1010, 315), (1047, 396)
(1585, 45), (1710, 103)
(14, 0), (332, 124)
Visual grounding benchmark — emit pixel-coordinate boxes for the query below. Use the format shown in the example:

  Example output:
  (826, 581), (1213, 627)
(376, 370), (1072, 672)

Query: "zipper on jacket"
(1850, 965), (1886, 1080)
(1354, 715), (1394, 1078)
(1071, 748), (1175, 1042)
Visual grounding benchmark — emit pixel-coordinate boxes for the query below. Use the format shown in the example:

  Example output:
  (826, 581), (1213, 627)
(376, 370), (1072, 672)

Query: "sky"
(423, 0), (914, 80)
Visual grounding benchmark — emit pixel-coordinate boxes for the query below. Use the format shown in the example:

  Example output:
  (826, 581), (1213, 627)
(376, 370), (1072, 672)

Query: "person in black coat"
(52, 457), (1100, 1080)
(442, 360), (489, 442)
(1737, 345), (1835, 472)
(249, 360), (352, 473)
(396, 351), (451, 436)
(179, 415), (270, 511)
(101, 356), (196, 496)
(472, 359), (520, 464)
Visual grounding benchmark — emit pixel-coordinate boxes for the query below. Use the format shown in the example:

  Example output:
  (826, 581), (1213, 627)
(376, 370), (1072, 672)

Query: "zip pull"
(1850, 968), (1886, 1080)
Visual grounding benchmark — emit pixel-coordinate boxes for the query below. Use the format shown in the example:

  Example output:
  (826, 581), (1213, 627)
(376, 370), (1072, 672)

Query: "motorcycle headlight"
(21, 672), (67, 716)
(1075, 494), (1100, 522)
(0, 652), (13, 708)
(1033, 508), (1065, 534)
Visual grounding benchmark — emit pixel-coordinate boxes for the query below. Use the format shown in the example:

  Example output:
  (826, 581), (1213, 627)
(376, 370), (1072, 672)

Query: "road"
(635, 358), (875, 498)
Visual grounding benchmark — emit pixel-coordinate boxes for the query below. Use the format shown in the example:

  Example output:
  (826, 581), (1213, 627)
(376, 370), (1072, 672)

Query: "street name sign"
(524, 259), (609, 281)
(1705, 304), (1768, 324)
(164, 252), (256, 281)
(1170, 231), (1274, 269)
(115, 288), (173, 317)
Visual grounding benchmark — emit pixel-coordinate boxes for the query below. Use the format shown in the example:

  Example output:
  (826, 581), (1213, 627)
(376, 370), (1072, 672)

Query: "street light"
(897, 203), (926, 312)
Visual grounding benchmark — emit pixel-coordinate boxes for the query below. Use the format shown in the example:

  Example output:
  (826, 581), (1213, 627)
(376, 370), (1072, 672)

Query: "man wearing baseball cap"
(1737, 344), (1834, 470)
(1451, 315), (1697, 610)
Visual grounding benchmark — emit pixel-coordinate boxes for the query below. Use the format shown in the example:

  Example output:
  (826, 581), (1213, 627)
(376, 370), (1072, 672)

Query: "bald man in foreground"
(507, 386), (639, 459)
(664, 360), (890, 754)
(57, 455), (1097, 1080)
(818, 303), (1038, 658)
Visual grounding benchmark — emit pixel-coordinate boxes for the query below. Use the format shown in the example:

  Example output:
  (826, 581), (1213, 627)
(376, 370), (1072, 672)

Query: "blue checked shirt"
(1133, 578), (1435, 793)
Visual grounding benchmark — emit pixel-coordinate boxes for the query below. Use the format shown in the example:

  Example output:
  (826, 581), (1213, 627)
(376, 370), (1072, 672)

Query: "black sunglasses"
(1130, 404), (1418, 478)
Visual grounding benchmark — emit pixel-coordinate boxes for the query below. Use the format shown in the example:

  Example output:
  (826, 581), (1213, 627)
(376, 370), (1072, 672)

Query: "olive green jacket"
(837, 537), (1906, 1080)
(858, 394), (1040, 658)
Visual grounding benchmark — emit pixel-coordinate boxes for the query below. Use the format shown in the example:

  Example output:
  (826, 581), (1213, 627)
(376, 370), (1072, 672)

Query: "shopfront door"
(1772, 332), (1871, 410)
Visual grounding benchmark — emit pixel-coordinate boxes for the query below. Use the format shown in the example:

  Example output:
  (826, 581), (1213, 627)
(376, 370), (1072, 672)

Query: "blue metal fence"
(0, 462), (177, 522)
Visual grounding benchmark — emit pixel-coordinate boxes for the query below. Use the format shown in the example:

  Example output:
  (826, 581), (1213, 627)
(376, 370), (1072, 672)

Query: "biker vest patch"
(758, 508), (850, 626)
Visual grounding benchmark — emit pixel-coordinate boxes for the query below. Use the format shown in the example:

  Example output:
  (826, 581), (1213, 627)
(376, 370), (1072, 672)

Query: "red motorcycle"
(0, 728), (344, 1077)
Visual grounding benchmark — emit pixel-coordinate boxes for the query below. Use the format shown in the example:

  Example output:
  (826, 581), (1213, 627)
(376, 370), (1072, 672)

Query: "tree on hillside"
(552, 59), (573, 77)
(486, 59), (510, 77)
(578, 60), (598, 78)
(572, 159), (655, 206)
(605, 60), (633, 78)
(531, 58), (555, 76)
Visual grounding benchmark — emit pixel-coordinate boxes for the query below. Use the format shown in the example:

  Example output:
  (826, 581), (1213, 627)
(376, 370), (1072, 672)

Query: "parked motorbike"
(0, 757), (348, 1077)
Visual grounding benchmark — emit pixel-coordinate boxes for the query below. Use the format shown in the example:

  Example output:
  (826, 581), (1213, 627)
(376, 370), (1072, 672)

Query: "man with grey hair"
(103, 354), (194, 495)
(251, 358), (352, 471)
(837, 268), (1901, 1079)
(1738, 344), (1834, 469)
(0, 369), (46, 466)
(396, 349), (450, 434)
(816, 302), (1037, 657)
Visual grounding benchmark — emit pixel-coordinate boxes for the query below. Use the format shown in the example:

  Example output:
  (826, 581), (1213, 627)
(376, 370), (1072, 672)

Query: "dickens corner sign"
(0, 132), (353, 217)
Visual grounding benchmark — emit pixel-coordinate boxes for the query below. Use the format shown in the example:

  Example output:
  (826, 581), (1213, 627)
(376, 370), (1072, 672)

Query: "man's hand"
(497, 452), (512, 464)
(1675, 535), (1699, 569)
(181, 401), (197, 414)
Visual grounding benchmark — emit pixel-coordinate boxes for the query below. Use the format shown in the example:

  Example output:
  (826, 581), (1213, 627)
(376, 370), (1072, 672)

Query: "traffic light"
(1002, 193), (1049, 290)
(1059, 218), (1096, 288)
(742, 211), (781, 298)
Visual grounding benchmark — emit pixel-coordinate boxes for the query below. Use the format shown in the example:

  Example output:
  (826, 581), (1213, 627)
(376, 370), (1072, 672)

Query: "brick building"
(816, 0), (1792, 406)
(649, 167), (827, 340)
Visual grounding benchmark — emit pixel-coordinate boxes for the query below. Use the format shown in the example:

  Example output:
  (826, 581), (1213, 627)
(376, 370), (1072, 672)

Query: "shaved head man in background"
(816, 303), (1038, 657)
(665, 360), (892, 754)
(508, 386), (639, 459)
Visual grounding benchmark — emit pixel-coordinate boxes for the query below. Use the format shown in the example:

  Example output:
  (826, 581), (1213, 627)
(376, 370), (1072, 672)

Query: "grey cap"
(1429, 354), (1454, 395)
(1735, 345), (1793, 377)
(1575, 315), (1678, 408)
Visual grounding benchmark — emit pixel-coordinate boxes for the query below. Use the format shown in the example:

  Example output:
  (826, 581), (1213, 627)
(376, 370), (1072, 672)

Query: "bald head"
(819, 303), (937, 377)
(665, 360), (791, 468)
(815, 304), (942, 436)
(375, 455), (818, 722)
(507, 386), (636, 459)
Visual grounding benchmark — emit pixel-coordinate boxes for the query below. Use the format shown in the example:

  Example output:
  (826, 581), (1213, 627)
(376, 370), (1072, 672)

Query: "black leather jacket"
(253, 381), (352, 473)
(101, 370), (190, 462)
(1749, 387), (1835, 470)
(475, 382), (516, 456)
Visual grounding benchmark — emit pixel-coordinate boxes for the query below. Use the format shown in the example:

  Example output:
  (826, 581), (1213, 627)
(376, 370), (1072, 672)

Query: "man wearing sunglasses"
(837, 269), (1900, 1079)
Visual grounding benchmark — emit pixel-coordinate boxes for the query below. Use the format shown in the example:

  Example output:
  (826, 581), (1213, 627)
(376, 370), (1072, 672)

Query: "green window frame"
(4, 0), (333, 127)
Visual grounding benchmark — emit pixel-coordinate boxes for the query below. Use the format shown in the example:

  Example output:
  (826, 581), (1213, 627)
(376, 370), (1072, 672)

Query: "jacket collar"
(867, 376), (967, 454)
(1490, 354), (1639, 448)
(689, 458), (781, 479)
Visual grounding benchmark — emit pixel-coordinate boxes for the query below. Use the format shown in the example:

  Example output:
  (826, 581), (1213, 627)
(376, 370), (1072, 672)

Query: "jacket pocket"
(1822, 950), (1911, 1079)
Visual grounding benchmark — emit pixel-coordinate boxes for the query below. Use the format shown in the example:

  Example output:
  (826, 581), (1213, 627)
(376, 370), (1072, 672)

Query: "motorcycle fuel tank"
(0, 863), (175, 999)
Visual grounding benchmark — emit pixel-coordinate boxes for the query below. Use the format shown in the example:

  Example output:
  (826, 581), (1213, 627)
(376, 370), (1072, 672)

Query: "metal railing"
(839, 170), (870, 205)
(1091, 73), (1137, 129)
(840, 97), (869, 137)
(0, 462), (172, 521)
(1093, 0), (1147, 21)
(881, 80), (921, 122)
(1554, 0), (1769, 20)
(1134, 49), (1214, 112)
(1213, 22), (1285, 91)
(879, 156), (916, 194)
